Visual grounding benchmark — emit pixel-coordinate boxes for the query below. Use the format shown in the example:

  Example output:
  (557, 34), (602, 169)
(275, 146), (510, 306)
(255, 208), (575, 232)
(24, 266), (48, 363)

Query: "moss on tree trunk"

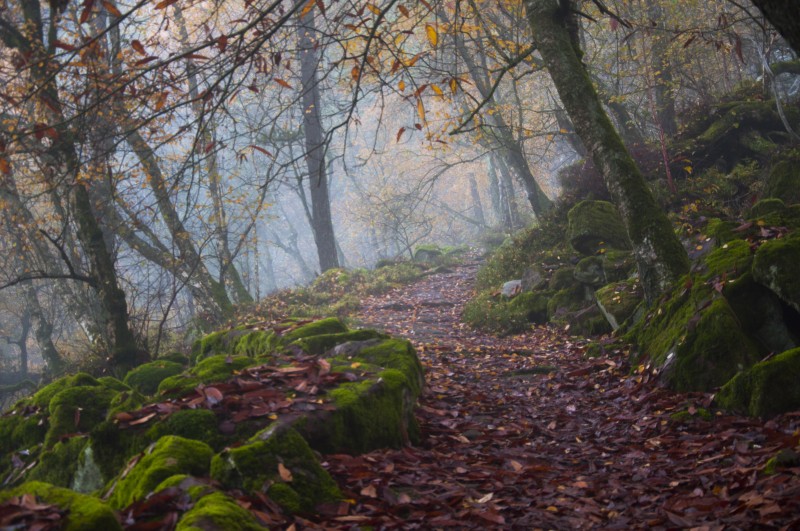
(523, 0), (689, 302)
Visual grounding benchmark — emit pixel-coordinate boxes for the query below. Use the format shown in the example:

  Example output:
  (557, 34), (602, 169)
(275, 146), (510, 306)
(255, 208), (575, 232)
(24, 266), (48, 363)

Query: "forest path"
(308, 256), (800, 530)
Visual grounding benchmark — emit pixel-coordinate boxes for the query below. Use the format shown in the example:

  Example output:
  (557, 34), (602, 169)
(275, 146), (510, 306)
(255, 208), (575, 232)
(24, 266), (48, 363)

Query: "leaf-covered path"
(307, 257), (800, 529)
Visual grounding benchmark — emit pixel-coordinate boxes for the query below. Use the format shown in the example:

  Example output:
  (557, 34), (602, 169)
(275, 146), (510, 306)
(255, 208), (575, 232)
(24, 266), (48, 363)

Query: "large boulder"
(210, 423), (340, 514)
(628, 278), (761, 392)
(764, 160), (800, 205)
(573, 256), (606, 287)
(715, 348), (800, 418)
(567, 200), (631, 255)
(595, 279), (644, 331)
(752, 234), (800, 313)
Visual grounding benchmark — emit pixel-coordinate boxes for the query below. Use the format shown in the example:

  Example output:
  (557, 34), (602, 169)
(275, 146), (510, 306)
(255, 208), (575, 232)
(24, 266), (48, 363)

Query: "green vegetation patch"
(567, 200), (631, 255)
(463, 290), (550, 335)
(124, 360), (185, 395)
(702, 239), (753, 281)
(107, 435), (213, 509)
(715, 347), (800, 418)
(210, 423), (340, 514)
(0, 481), (121, 531)
(177, 491), (266, 530)
(157, 355), (255, 396)
(595, 278), (644, 331)
(752, 233), (800, 313)
(764, 159), (800, 205)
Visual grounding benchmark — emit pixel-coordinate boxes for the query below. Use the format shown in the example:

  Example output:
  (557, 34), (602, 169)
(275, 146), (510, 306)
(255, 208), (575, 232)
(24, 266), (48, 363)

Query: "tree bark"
(524, 0), (689, 302)
(750, 0), (800, 54)
(298, 12), (340, 273)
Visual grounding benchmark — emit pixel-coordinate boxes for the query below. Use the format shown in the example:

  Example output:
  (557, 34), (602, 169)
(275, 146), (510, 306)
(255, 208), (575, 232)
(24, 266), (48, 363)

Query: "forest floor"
(298, 255), (800, 530)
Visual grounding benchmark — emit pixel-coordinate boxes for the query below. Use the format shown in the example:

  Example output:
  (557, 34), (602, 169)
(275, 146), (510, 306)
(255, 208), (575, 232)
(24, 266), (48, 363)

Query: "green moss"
(763, 449), (800, 475)
(108, 435), (213, 509)
(290, 329), (387, 356)
(764, 160), (800, 205)
(548, 266), (577, 291)
(595, 279), (644, 330)
(716, 347), (800, 418)
(628, 277), (761, 391)
(602, 250), (636, 282)
(574, 256), (606, 287)
(567, 200), (631, 255)
(706, 218), (741, 245)
(45, 385), (118, 448)
(177, 491), (266, 530)
(350, 339), (424, 395)
(146, 409), (222, 450)
(282, 317), (348, 342)
(0, 481), (121, 531)
(96, 377), (131, 393)
(27, 436), (88, 488)
(749, 198), (786, 218)
(31, 373), (99, 408)
(463, 290), (550, 335)
(210, 424), (340, 514)
(158, 355), (255, 396)
(413, 244), (443, 262)
(702, 239), (753, 280)
(752, 233), (800, 312)
(669, 408), (713, 423)
(124, 360), (185, 395)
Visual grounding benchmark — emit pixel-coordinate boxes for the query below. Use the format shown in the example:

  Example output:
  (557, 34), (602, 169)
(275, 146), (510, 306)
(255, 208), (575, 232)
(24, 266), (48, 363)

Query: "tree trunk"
(524, 0), (689, 302)
(648, 3), (678, 137)
(298, 12), (340, 273)
(468, 174), (487, 226)
(750, 0), (800, 54)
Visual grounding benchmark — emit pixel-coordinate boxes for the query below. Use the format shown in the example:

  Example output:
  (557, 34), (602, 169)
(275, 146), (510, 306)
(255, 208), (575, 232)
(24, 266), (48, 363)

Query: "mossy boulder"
(123, 360), (185, 395)
(595, 279), (644, 331)
(107, 435), (213, 509)
(702, 239), (753, 280)
(706, 218), (741, 245)
(157, 355), (255, 396)
(601, 249), (636, 282)
(752, 234), (800, 313)
(749, 198), (786, 218)
(413, 244), (443, 262)
(290, 329), (387, 355)
(146, 409), (223, 450)
(548, 266), (577, 291)
(628, 278), (761, 391)
(45, 385), (118, 448)
(764, 160), (800, 205)
(715, 348), (800, 418)
(27, 436), (89, 489)
(191, 329), (277, 364)
(574, 256), (606, 287)
(0, 481), (121, 531)
(724, 274), (799, 355)
(210, 424), (340, 514)
(463, 290), (550, 334)
(177, 491), (266, 530)
(567, 200), (631, 255)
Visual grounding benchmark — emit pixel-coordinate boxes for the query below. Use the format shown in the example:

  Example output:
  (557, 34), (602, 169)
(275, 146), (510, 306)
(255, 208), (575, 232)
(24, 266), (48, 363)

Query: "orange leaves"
(275, 79), (292, 89)
(153, 0), (179, 9)
(425, 24), (438, 47)
(101, 0), (121, 17)
(398, 5), (409, 17)
(0, 157), (10, 176)
(154, 91), (168, 111)
(396, 127), (406, 142)
(417, 98), (426, 123)
(131, 40), (146, 56)
(278, 463), (293, 482)
(79, 0), (95, 24)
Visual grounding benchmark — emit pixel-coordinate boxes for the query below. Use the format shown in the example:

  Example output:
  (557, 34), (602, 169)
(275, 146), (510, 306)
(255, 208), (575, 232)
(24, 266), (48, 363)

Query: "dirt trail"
(308, 257), (800, 530)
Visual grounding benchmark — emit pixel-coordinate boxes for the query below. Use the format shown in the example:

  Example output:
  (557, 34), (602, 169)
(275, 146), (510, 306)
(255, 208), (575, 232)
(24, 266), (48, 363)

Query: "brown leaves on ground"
(0, 494), (64, 531)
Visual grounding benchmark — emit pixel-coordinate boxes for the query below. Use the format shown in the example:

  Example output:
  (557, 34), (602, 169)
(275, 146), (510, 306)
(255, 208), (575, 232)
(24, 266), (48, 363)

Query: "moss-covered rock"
(752, 234), (800, 313)
(290, 329), (387, 356)
(601, 249), (636, 282)
(27, 436), (88, 488)
(595, 279), (644, 331)
(413, 244), (443, 262)
(158, 355), (255, 396)
(282, 318), (348, 343)
(715, 348), (800, 418)
(45, 385), (118, 448)
(764, 449), (800, 475)
(702, 239), (753, 280)
(108, 435), (214, 509)
(463, 290), (550, 335)
(749, 198), (786, 218)
(724, 274), (799, 355)
(567, 200), (631, 255)
(210, 423), (340, 514)
(146, 409), (223, 450)
(706, 218), (741, 245)
(548, 266), (577, 291)
(0, 481), (121, 531)
(177, 491), (266, 530)
(628, 278), (761, 391)
(764, 160), (800, 205)
(123, 360), (185, 395)
(574, 256), (606, 287)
